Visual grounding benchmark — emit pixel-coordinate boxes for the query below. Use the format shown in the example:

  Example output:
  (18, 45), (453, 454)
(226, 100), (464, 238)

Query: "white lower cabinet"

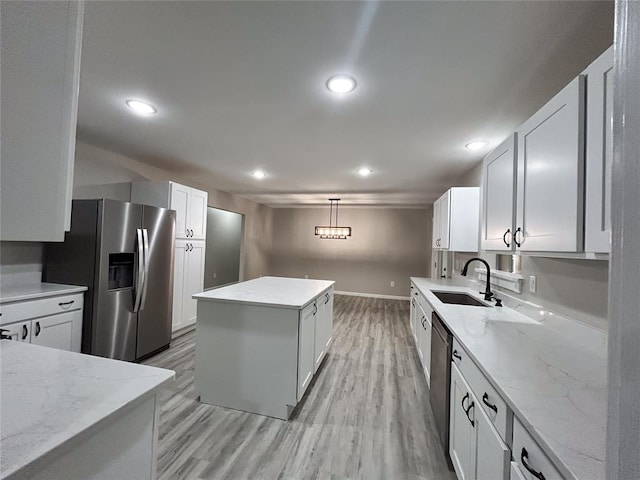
(450, 362), (509, 480)
(314, 289), (334, 373)
(298, 302), (316, 401)
(172, 240), (205, 332)
(409, 283), (432, 386)
(512, 417), (563, 480)
(510, 462), (527, 480)
(0, 292), (83, 352)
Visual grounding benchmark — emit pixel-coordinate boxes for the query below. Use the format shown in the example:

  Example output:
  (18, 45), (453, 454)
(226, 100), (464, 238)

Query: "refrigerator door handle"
(140, 228), (150, 310)
(133, 228), (145, 313)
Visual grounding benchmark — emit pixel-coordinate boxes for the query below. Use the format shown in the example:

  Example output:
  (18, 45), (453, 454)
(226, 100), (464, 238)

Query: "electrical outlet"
(304, 274), (309, 279)
(213, 272), (217, 279)
(390, 281), (395, 287)
(529, 275), (537, 293)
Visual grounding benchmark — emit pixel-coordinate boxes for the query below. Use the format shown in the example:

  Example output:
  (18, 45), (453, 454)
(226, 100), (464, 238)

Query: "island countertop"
(193, 276), (335, 309)
(0, 341), (175, 479)
(410, 277), (606, 480)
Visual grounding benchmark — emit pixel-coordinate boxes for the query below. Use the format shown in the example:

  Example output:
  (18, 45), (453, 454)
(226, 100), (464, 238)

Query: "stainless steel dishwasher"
(430, 311), (452, 458)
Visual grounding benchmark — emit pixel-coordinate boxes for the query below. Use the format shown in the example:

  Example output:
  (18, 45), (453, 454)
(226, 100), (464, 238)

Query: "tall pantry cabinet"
(131, 181), (208, 332)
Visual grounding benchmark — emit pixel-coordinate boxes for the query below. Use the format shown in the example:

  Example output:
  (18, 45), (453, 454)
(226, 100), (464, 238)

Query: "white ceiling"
(77, 1), (613, 207)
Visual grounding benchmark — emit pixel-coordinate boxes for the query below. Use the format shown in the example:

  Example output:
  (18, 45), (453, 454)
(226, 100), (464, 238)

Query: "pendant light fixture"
(315, 198), (352, 240)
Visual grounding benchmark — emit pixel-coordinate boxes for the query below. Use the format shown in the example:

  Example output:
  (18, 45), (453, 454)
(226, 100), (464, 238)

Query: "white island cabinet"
(0, 341), (174, 480)
(193, 276), (335, 420)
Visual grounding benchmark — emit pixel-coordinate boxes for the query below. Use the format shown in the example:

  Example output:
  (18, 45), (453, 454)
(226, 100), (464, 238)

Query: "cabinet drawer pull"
(22, 325), (28, 340)
(502, 228), (511, 247)
(0, 329), (11, 340)
(325, 293), (330, 304)
(521, 448), (546, 480)
(35, 321), (41, 337)
(313, 302), (317, 315)
(58, 300), (75, 307)
(482, 392), (498, 414)
(461, 392), (469, 411)
(464, 400), (475, 427)
(513, 227), (523, 247)
(452, 350), (462, 362)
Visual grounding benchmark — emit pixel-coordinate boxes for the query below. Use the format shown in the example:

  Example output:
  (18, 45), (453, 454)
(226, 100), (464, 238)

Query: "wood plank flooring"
(144, 295), (455, 480)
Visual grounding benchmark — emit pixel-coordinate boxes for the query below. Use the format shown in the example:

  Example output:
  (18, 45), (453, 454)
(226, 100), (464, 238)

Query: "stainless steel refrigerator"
(44, 199), (175, 361)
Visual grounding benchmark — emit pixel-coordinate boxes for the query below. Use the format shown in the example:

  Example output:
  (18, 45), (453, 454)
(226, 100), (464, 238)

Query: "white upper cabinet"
(584, 46), (614, 253)
(433, 187), (480, 252)
(1, 1), (84, 241)
(481, 135), (517, 251)
(131, 181), (208, 240)
(515, 76), (586, 252)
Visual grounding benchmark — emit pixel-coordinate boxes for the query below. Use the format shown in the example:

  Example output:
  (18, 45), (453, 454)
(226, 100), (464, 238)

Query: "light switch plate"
(390, 281), (395, 287)
(529, 275), (537, 293)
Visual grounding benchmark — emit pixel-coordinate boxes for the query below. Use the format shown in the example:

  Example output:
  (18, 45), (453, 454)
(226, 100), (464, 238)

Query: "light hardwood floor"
(144, 295), (455, 480)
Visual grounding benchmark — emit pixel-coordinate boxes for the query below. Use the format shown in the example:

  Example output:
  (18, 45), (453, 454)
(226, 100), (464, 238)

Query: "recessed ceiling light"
(326, 74), (357, 94)
(357, 167), (372, 177)
(465, 141), (488, 151)
(252, 170), (266, 179)
(125, 99), (157, 116)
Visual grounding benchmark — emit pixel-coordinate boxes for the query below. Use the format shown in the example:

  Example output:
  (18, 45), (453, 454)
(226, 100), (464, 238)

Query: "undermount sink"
(431, 291), (489, 307)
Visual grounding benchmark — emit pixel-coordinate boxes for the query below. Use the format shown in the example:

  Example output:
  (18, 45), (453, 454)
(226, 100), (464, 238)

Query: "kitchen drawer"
(452, 338), (510, 442)
(0, 293), (83, 326)
(512, 416), (563, 480)
(417, 292), (432, 317)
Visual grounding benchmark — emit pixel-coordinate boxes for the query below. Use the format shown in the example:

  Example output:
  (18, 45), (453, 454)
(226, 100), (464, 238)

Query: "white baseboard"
(172, 323), (195, 340)
(334, 290), (410, 301)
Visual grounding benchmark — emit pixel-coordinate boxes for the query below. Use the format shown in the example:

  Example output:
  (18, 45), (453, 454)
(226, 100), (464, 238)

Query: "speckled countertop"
(0, 341), (175, 479)
(411, 277), (606, 480)
(0, 282), (87, 304)
(194, 276), (335, 309)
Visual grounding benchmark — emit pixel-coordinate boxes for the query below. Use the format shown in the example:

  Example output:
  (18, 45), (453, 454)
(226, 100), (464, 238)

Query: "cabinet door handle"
(521, 448), (546, 480)
(325, 293), (330, 304)
(22, 325), (28, 340)
(412, 298), (416, 306)
(58, 300), (75, 307)
(35, 321), (41, 337)
(465, 400), (475, 427)
(452, 350), (462, 362)
(482, 392), (498, 414)
(513, 227), (523, 247)
(502, 228), (511, 247)
(461, 392), (469, 411)
(0, 328), (11, 340)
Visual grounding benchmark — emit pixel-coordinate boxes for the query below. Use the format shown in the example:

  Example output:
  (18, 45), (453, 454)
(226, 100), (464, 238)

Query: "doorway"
(204, 207), (243, 289)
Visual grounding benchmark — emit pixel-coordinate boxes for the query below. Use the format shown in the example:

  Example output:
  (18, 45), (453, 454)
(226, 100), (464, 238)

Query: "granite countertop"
(0, 282), (87, 304)
(0, 341), (175, 479)
(411, 277), (606, 480)
(193, 276), (335, 309)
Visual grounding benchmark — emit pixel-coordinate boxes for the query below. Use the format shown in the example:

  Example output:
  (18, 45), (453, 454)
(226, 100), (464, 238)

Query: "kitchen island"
(0, 341), (174, 480)
(193, 276), (335, 419)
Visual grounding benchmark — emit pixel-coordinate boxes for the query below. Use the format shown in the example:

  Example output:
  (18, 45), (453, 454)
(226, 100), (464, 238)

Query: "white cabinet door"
(439, 191), (451, 249)
(172, 240), (187, 331)
(410, 290), (417, 343)
(297, 303), (315, 401)
(585, 46), (614, 253)
(171, 183), (190, 239)
(416, 305), (427, 364)
(313, 299), (325, 373)
(31, 310), (82, 352)
(510, 462), (527, 480)
(418, 304), (432, 386)
(1, 1), (83, 241)
(1, 321), (31, 343)
(183, 241), (205, 328)
(188, 188), (208, 240)
(450, 362), (475, 480)
(323, 289), (334, 351)
(482, 135), (517, 251)
(474, 398), (509, 480)
(432, 198), (441, 249)
(515, 76), (585, 252)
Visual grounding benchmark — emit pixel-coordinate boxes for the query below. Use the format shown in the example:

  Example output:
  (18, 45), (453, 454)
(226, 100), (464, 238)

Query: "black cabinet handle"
(35, 321), (41, 337)
(313, 302), (317, 315)
(502, 228), (511, 247)
(452, 350), (462, 362)
(22, 325), (28, 340)
(0, 328), (11, 340)
(412, 298), (416, 306)
(58, 300), (75, 306)
(461, 392), (469, 411)
(325, 293), (330, 304)
(521, 448), (546, 480)
(482, 392), (498, 414)
(465, 400), (475, 427)
(513, 227), (523, 247)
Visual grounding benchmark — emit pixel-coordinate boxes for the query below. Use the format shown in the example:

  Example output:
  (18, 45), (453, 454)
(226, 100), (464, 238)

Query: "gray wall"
(269, 207), (431, 296)
(204, 207), (243, 289)
(0, 242), (43, 284)
(73, 142), (273, 280)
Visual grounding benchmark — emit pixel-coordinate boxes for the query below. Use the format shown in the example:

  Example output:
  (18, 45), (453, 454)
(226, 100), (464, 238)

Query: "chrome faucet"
(461, 257), (501, 306)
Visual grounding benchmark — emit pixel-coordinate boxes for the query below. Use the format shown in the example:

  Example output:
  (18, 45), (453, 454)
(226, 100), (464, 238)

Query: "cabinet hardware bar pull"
(521, 448), (546, 480)
(22, 325), (28, 340)
(452, 350), (462, 361)
(503, 228), (511, 247)
(482, 392), (498, 413)
(513, 227), (523, 247)
(35, 322), (41, 337)
(465, 400), (475, 427)
(0, 328), (11, 340)
(461, 392), (469, 411)
(58, 300), (75, 306)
